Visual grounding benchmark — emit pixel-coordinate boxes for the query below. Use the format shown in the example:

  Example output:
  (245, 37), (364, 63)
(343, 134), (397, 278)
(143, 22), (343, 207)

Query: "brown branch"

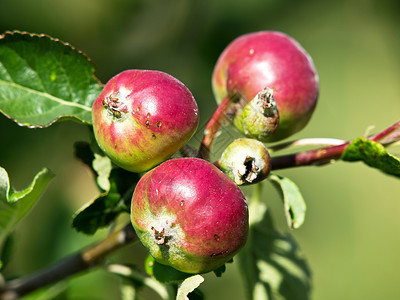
(0, 224), (138, 300)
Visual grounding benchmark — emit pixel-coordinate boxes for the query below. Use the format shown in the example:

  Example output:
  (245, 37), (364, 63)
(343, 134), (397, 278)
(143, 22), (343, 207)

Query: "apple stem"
(198, 96), (234, 160)
(0, 224), (138, 300)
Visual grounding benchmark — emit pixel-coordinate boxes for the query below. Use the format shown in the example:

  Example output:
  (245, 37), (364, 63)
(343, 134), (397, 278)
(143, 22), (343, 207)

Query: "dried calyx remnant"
(240, 156), (259, 183)
(152, 226), (168, 245)
(220, 138), (271, 185)
(238, 88), (280, 141)
(103, 91), (128, 118)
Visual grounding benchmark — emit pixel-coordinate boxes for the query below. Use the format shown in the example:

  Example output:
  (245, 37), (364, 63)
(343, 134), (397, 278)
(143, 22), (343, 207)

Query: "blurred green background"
(1, 0), (400, 299)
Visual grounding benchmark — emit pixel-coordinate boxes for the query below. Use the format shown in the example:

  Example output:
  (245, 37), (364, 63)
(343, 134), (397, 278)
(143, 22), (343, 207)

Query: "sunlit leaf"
(269, 174), (306, 229)
(107, 264), (170, 300)
(0, 167), (54, 254)
(342, 137), (400, 178)
(120, 278), (137, 300)
(72, 142), (140, 235)
(145, 254), (192, 283)
(93, 153), (113, 192)
(176, 274), (204, 300)
(0, 31), (102, 127)
(238, 189), (311, 300)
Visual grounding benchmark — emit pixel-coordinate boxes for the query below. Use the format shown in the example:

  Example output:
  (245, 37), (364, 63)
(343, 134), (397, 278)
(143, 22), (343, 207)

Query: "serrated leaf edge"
(0, 30), (99, 70)
(0, 167), (54, 252)
(0, 30), (103, 128)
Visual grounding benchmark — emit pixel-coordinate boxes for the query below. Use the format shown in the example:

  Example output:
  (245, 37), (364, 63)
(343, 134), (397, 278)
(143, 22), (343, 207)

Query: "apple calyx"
(236, 88), (279, 142)
(220, 138), (271, 185)
(102, 91), (129, 119)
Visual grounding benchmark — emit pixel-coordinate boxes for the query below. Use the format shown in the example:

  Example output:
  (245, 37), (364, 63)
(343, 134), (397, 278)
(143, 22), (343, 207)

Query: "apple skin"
(92, 70), (199, 173)
(220, 138), (271, 185)
(130, 157), (249, 274)
(212, 31), (319, 142)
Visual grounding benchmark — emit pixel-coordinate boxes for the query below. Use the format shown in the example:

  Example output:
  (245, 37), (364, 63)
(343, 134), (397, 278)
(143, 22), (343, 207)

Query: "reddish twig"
(370, 120), (400, 143)
(270, 143), (349, 170)
(270, 120), (400, 171)
(198, 96), (234, 160)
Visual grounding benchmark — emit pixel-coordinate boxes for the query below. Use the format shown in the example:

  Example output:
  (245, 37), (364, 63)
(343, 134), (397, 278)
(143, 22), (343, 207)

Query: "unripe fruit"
(130, 157), (249, 274)
(235, 88), (279, 142)
(212, 31), (319, 142)
(220, 138), (271, 185)
(92, 70), (199, 173)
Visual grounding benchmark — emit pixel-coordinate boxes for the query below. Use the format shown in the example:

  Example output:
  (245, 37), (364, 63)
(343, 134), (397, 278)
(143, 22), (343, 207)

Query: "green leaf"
(342, 137), (400, 178)
(145, 254), (192, 283)
(72, 141), (140, 235)
(0, 31), (102, 127)
(120, 278), (137, 300)
(238, 191), (311, 300)
(176, 275), (204, 300)
(212, 263), (226, 277)
(93, 153), (113, 192)
(106, 263), (171, 300)
(74, 141), (95, 172)
(72, 183), (125, 235)
(0, 233), (15, 270)
(20, 282), (68, 300)
(269, 174), (306, 229)
(72, 167), (140, 235)
(0, 167), (54, 254)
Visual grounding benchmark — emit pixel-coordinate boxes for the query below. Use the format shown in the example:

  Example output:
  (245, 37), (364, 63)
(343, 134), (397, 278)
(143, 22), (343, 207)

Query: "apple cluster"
(91, 31), (319, 274)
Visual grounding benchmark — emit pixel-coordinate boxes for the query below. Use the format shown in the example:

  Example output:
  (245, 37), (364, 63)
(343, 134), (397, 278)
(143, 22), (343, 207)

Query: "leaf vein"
(0, 79), (91, 111)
